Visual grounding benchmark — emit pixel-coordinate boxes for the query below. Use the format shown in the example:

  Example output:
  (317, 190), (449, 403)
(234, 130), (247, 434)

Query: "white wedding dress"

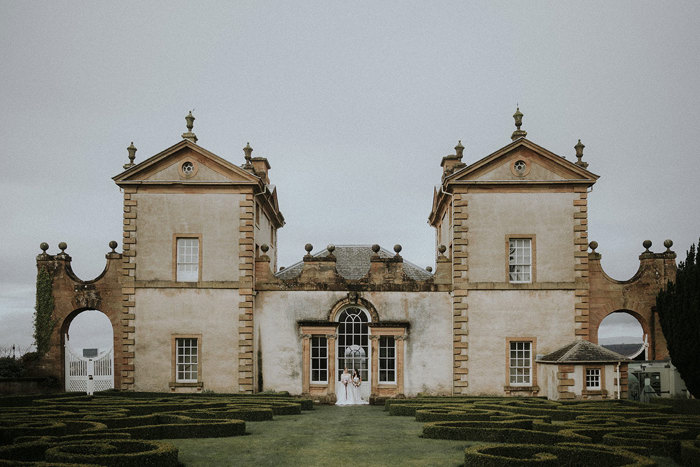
(350, 376), (368, 405)
(336, 372), (353, 405)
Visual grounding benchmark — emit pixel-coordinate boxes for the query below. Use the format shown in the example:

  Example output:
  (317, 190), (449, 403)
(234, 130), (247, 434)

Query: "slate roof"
(537, 339), (629, 363)
(274, 245), (433, 281)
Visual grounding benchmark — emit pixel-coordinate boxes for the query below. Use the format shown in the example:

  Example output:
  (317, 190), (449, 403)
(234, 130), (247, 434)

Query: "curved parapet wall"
(587, 240), (677, 360)
(34, 241), (126, 390)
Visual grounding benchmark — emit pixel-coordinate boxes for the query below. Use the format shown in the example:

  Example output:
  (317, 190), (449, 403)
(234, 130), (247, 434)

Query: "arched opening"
(336, 306), (371, 399)
(597, 310), (647, 360)
(61, 309), (114, 392)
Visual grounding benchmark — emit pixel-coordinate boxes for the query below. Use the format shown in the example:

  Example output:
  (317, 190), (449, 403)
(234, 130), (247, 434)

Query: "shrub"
(45, 440), (178, 467)
(422, 421), (589, 444)
(463, 443), (654, 466)
(680, 436), (700, 466)
(176, 406), (274, 421)
(0, 440), (51, 462)
(602, 431), (681, 460)
(109, 416), (246, 439)
(0, 421), (67, 445)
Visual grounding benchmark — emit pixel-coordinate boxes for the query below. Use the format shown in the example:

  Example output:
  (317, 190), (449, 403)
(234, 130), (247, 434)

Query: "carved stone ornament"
(396, 335), (408, 341)
(300, 334), (311, 340)
(326, 334), (337, 340)
(347, 291), (359, 304)
(73, 284), (101, 309)
(369, 335), (380, 341)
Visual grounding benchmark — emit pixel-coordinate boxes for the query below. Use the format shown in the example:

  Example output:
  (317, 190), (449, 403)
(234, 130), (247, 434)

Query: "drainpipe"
(616, 362), (621, 400)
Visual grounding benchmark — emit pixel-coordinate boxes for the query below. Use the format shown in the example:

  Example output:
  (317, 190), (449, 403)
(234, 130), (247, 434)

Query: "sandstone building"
(36, 110), (677, 400)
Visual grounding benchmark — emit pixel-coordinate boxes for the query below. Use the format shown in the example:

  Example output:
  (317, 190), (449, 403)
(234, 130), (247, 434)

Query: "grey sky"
(1, 1), (699, 349)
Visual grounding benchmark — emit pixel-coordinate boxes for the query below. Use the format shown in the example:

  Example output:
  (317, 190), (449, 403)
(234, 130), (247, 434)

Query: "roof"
(113, 139), (261, 185)
(275, 245), (433, 281)
(537, 339), (629, 363)
(446, 138), (599, 183)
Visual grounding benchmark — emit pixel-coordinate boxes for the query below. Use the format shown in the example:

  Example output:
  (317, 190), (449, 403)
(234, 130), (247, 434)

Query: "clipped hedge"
(422, 421), (589, 444)
(0, 421), (67, 445)
(602, 431), (681, 460)
(681, 436), (700, 466)
(13, 432), (132, 444)
(45, 440), (178, 467)
(463, 443), (654, 467)
(109, 415), (246, 439)
(174, 406), (274, 421)
(0, 440), (51, 462)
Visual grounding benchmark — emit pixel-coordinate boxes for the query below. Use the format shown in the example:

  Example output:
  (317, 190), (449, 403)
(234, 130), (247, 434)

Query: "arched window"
(337, 307), (369, 381)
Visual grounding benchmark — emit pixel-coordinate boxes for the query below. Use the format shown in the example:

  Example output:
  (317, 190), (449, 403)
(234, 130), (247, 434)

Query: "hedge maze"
(386, 397), (700, 466)
(0, 392), (312, 466)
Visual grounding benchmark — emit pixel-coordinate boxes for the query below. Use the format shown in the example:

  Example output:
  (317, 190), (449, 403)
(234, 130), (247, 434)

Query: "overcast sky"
(1, 1), (698, 350)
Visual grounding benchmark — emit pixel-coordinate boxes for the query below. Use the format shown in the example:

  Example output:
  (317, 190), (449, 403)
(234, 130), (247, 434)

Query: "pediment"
(113, 140), (260, 185)
(448, 139), (598, 184)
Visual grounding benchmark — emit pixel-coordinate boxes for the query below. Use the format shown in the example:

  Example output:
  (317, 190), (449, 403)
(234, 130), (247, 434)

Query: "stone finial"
(261, 244), (269, 253)
(58, 242), (67, 253)
(109, 241), (118, 252)
(393, 244), (402, 257)
(642, 240), (652, 252)
(279, 266), (285, 271)
(574, 139), (588, 169)
(425, 266), (433, 272)
(454, 140), (464, 158)
(589, 241), (598, 253)
(123, 142), (137, 170)
(304, 243), (313, 254)
(243, 142), (253, 167)
(663, 239), (673, 251)
(327, 244), (335, 254)
(511, 107), (527, 141)
(40, 242), (49, 253)
(371, 244), (380, 254)
(181, 111), (198, 143)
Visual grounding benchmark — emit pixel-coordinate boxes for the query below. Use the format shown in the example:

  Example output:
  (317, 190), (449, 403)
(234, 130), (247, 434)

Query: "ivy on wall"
(34, 267), (56, 356)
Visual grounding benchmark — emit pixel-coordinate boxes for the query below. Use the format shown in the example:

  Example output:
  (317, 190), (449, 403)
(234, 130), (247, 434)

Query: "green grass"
(169, 405), (480, 466)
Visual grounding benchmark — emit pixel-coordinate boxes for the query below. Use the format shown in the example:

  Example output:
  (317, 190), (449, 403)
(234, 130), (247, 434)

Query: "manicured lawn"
(170, 404), (479, 466)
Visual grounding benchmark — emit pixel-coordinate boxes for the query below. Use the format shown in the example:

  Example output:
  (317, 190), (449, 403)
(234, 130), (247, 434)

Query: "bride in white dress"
(336, 367), (352, 405)
(350, 369), (368, 405)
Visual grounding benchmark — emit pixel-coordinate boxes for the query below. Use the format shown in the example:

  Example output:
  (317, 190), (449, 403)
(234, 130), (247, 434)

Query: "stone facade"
(36, 111), (676, 399)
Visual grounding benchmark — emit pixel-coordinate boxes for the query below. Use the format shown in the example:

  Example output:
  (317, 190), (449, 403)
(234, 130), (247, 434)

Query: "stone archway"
(35, 242), (126, 390)
(588, 242), (676, 360)
(62, 308), (115, 392)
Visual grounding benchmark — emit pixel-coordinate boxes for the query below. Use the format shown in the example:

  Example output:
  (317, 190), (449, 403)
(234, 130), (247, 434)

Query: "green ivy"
(34, 267), (56, 356)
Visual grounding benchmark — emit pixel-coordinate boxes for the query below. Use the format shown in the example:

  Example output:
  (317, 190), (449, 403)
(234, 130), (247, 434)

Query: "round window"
(513, 160), (527, 175)
(182, 161), (194, 176)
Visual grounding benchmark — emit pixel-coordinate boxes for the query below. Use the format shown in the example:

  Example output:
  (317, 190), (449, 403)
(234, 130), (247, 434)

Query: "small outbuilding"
(537, 340), (629, 400)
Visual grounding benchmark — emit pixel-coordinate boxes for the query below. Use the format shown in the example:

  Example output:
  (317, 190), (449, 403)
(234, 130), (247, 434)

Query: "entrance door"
(336, 307), (371, 400)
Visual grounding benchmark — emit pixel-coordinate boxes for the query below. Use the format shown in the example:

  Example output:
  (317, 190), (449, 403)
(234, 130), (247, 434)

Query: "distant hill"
(598, 336), (643, 345)
(601, 343), (645, 358)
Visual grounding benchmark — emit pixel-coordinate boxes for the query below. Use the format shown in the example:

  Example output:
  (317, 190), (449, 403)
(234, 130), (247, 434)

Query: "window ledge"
(504, 385), (540, 394)
(582, 389), (607, 395)
(169, 381), (203, 388)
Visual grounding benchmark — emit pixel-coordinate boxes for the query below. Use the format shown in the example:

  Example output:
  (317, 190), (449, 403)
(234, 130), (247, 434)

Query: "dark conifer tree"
(656, 239), (700, 398)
